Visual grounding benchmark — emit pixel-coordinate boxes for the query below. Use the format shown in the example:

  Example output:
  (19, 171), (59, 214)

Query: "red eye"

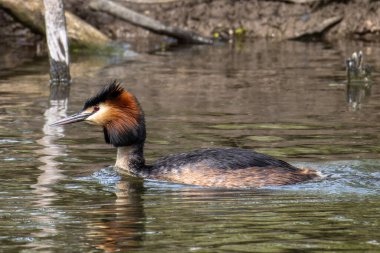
(93, 106), (100, 112)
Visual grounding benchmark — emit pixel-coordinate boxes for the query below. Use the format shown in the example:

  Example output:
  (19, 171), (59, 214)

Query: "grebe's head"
(52, 80), (146, 147)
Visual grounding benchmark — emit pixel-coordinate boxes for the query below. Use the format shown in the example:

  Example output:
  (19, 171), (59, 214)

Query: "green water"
(0, 40), (379, 252)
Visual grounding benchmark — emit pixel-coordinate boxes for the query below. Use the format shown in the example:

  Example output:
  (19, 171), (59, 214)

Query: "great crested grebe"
(52, 81), (320, 188)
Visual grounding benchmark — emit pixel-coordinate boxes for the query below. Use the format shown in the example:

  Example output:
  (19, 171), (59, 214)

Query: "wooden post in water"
(43, 0), (71, 84)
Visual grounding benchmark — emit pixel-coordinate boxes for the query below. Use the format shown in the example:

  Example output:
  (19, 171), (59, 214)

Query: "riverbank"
(1, 0), (380, 49)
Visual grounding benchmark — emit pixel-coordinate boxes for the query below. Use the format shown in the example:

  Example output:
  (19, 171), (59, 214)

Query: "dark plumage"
(104, 116), (146, 148)
(152, 148), (296, 171)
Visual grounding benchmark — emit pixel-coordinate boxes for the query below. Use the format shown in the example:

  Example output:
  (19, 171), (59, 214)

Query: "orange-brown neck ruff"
(103, 91), (146, 147)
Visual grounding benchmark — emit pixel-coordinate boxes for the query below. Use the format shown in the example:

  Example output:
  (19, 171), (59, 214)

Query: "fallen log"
(89, 0), (213, 44)
(0, 0), (110, 48)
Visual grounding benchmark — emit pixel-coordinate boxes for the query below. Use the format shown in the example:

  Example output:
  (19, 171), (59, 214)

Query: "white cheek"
(85, 106), (110, 125)
(84, 119), (98, 125)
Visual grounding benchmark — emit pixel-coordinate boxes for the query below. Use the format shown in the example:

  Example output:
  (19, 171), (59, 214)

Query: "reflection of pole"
(346, 51), (372, 111)
(29, 84), (70, 248)
(34, 104), (66, 204)
(346, 83), (372, 112)
(44, 0), (71, 83)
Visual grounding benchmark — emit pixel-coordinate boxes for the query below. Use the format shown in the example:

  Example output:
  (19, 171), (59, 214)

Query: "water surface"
(0, 40), (379, 252)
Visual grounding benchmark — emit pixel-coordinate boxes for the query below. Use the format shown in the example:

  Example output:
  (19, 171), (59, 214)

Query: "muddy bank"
(1, 0), (380, 48)
(65, 0), (380, 42)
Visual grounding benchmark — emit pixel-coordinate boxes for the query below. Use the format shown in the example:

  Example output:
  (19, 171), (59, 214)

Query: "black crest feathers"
(83, 80), (124, 110)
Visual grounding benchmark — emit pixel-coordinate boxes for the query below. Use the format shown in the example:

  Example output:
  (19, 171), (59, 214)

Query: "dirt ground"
(1, 0), (380, 46)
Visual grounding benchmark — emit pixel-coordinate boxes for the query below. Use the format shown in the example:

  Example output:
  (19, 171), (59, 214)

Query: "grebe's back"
(147, 147), (318, 188)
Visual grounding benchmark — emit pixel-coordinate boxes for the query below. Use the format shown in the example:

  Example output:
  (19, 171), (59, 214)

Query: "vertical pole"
(43, 0), (71, 84)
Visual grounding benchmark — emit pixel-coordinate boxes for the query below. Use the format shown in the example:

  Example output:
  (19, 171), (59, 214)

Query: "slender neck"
(115, 143), (147, 176)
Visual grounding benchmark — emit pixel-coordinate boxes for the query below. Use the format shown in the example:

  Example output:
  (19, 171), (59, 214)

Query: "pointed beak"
(50, 111), (93, 126)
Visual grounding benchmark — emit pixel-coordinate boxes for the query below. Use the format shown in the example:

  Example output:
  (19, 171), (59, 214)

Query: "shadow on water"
(0, 39), (379, 252)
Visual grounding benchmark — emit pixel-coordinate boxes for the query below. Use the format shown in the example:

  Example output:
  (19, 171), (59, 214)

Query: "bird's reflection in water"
(89, 176), (146, 252)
